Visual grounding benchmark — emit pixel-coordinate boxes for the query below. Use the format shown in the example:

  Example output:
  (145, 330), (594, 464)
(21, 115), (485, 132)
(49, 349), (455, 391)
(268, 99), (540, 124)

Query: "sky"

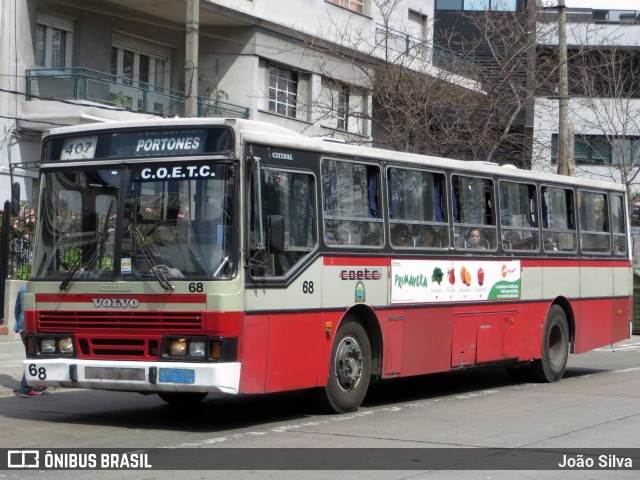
(564, 0), (638, 9)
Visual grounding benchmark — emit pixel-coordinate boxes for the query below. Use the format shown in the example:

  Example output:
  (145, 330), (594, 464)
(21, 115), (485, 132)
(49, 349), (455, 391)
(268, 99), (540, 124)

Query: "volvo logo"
(91, 298), (140, 308)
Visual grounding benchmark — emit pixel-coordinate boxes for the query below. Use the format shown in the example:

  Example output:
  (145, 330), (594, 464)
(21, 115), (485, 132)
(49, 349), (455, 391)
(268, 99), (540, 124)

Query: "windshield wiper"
(60, 202), (114, 290)
(129, 225), (174, 291)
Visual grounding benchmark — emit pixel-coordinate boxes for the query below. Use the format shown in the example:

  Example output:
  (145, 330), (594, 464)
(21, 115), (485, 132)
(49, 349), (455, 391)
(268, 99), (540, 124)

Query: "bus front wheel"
(320, 320), (371, 414)
(528, 305), (570, 382)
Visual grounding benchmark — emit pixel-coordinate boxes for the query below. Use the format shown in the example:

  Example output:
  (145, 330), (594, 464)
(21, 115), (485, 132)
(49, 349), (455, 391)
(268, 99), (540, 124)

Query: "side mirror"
(10, 183), (20, 217)
(268, 215), (284, 254)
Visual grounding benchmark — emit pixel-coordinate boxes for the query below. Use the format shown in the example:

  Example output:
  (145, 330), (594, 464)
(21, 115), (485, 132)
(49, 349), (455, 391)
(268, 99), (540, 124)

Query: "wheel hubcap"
(335, 335), (363, 392)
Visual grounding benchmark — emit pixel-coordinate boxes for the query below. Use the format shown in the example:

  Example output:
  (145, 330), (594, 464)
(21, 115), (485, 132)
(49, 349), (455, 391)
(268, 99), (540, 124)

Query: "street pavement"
(0, 335), (27, 397)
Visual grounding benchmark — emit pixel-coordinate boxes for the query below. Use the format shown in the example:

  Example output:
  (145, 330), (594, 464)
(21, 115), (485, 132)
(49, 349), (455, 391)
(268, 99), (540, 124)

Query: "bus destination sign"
(48, 127), (234, 161)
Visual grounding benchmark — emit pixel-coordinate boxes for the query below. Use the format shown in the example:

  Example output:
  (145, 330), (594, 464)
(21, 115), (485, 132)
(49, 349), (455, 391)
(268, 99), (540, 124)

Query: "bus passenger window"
(387, 167), (448, 249)
(452, 175), (496, 250)
(579, 190), (609, 253)
(499, 181), (539, 251)
(611, 195), (627, 255)
(541, 186), (576, 253)
(249, 168), (316, 277)
(322, 159), (383, 247)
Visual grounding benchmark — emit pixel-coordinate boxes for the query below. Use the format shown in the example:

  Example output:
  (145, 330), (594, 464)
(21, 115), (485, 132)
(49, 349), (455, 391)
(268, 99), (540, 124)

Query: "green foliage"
(112, 91), (133, 110)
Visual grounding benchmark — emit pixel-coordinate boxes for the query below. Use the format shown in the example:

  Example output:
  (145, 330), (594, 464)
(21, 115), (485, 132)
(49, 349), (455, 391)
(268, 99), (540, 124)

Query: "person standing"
(14, 283), (42, 397)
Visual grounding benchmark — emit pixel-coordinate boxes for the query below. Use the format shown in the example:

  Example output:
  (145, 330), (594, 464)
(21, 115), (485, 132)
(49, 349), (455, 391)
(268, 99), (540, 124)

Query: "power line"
(0, 114), (72, 128)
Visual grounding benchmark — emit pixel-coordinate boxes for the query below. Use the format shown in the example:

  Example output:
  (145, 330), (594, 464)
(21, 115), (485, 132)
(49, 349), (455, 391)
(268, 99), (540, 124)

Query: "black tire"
(528, 305), (570, 382)
(158, 392), (208, 406)
(319, 319), (371, 414)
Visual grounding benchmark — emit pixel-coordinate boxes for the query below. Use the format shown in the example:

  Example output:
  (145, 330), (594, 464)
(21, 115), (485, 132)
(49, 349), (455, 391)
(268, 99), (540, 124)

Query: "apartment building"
(1, 0), (479, 204)
(533, 6), (640, 195)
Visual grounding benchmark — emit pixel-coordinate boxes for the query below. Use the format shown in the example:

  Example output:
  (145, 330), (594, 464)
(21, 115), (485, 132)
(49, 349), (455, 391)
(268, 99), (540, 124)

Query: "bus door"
(577, 190), (613, 352)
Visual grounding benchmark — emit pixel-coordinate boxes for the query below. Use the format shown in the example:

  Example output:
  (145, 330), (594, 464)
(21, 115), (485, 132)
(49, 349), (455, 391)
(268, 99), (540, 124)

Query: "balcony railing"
(375, 25), (478, 80)
(25, 68), (250, 119)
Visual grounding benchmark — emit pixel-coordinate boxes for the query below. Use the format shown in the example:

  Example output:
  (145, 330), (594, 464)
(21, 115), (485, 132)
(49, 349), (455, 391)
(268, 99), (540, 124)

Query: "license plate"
(158, 368), (195, 384)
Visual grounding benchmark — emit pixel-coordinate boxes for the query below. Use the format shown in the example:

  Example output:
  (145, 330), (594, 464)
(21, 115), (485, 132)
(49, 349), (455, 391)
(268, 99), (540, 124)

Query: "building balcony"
(374, 24), (478, 80)
(24, 67), (249, 126)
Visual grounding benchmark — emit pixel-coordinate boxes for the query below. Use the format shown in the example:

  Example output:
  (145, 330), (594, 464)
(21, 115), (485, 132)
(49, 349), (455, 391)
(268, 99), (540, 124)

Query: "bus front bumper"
(23, 358), (241, 394)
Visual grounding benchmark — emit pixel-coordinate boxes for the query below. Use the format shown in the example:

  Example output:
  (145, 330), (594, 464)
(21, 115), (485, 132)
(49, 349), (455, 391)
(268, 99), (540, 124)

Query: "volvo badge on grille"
(91, 298), (140, 308)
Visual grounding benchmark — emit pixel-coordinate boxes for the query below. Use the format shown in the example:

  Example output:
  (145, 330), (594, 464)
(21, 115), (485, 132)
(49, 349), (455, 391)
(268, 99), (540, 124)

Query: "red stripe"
(323, 256), (388, 267)
(522, 259), (630, 268)
(322, 257), (630, 269)
(35, 294), (207, 303)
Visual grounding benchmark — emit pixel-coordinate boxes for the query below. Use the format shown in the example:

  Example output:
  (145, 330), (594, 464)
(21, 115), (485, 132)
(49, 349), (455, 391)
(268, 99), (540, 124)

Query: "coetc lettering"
(339, 269), (382, 281)
(92, 298), (140, 308)
(140, 165), (215, 180)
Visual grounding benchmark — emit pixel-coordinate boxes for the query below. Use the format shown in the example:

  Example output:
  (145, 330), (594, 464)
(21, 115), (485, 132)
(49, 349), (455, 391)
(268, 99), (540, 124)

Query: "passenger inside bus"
(466, 227), (485, 249)
(420, 227), (445, 247)
(502, 230), (521, 250)
(392, 225), (412, 247)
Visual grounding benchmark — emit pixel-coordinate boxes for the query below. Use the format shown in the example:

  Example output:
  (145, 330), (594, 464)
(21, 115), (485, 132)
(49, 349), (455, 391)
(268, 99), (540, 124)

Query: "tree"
(567, 46), (640, 201)
(535, 16), (640, 203)
(302, 0), (556, 167)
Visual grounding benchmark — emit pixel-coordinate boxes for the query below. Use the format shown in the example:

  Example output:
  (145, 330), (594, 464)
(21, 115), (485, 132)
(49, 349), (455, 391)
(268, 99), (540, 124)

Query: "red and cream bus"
(22, 118), (631, 413)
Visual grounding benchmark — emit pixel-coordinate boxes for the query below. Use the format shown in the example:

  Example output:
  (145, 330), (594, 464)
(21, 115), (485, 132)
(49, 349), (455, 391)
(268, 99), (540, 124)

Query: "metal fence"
(1, 202), (35, 280)
(26, 67), (250, 119)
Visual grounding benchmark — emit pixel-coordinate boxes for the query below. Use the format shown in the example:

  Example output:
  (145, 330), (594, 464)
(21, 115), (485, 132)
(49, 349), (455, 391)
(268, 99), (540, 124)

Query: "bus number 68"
(29, 364), (47, 380)
(302, 281), (314, 294)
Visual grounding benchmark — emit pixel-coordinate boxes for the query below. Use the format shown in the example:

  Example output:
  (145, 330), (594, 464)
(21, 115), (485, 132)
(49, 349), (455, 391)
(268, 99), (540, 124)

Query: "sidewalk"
(0, 335), (28, 396)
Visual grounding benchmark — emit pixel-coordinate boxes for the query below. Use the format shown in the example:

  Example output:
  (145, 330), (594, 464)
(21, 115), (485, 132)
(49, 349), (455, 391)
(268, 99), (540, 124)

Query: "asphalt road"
(0, 335), (639, 479)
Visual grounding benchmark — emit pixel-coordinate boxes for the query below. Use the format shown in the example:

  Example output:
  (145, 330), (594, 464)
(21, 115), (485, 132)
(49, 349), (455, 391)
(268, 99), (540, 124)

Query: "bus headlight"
(41, 339), (56, 353)
(188, 341), (206, 357)
(162, 336), (236, 362)
(58, 337), (74, 354)
(34, 336), (75, 356)
(168, 338), (187, 356)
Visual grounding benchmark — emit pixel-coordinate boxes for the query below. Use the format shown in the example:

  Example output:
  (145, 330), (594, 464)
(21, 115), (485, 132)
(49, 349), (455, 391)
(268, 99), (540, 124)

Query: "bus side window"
(452, 175), (497, 250)
(387, 167), (448, 249)
(322, 159), (384, 247)
(249, 169), (316, 277)
(579, 190), (610, 253)
(542, 186), (577, 252)
(611, 194), (627, 255)
(499, 180), (539, 251)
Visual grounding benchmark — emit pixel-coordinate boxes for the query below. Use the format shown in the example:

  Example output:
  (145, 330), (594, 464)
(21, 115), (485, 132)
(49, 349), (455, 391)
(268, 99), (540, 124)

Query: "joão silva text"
(558, 454), (632, 469)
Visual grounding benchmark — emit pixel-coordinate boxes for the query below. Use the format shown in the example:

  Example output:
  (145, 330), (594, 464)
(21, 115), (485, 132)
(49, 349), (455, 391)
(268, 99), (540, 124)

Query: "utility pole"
(556, 0), (572, 176)
(185, 0), (199, 117)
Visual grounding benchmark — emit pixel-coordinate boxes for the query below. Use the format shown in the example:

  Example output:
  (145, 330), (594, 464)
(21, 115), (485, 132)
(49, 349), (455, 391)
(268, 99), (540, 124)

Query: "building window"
(327, 0), (365, 14)
(268, 65), (298, 118)
(35, 14), (74, 69)
(110, 33), (172, 113)
(337, 86), (349, 130)
(321, 79), (368, 135)
(551, 134), (640, 165)
(436, 0), (517, 11)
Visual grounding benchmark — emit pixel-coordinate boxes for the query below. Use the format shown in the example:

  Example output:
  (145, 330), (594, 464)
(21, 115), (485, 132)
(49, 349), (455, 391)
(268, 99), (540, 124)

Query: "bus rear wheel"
(158, 392), (208, 406)
(320, 319), (371, 414)
(528, 305), (569, 382)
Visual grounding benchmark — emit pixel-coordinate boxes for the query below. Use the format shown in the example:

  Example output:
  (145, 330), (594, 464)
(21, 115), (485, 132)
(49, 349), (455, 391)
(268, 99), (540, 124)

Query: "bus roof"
(43, 118), (625, 193)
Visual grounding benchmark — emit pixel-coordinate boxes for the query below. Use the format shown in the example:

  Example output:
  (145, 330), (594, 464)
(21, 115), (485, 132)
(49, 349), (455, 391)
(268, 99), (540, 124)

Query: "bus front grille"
(37, 310), (203, 331)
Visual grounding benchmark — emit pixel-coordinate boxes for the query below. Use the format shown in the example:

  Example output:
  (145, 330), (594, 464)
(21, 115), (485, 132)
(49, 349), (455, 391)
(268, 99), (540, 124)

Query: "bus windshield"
(32, 161), (236, 285)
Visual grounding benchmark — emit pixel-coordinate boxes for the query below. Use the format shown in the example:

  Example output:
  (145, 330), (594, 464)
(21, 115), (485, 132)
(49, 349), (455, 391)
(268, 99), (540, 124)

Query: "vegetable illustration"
(448, 268), (455, 284)
(432, 267), (444, 285)
(478, 268), (484, 286)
